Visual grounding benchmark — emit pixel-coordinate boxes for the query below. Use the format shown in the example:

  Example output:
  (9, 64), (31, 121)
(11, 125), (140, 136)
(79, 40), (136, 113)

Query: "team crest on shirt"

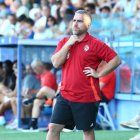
(84, 45), (89, 52)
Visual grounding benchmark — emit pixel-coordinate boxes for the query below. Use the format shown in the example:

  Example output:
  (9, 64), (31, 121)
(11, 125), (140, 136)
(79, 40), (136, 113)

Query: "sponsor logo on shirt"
(84, 45), (89, 52)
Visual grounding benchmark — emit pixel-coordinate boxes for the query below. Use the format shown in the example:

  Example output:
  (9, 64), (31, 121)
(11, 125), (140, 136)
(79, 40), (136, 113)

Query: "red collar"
(80, 33), (90, 42)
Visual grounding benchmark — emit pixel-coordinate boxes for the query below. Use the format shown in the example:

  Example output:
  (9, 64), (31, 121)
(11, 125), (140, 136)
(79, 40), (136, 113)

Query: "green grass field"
(0, 126), (138, 140)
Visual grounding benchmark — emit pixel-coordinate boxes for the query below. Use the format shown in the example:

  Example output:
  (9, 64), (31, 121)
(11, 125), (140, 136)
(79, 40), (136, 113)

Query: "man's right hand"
(66, 35), (79, 46)
(51, 35), (79, 68)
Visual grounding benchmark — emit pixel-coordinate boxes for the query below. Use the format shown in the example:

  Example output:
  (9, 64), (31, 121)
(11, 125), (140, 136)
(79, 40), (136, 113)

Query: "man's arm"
(51, 35), (79, 68)
(83, 55), (121, 78)
(97, 55), (121, 77)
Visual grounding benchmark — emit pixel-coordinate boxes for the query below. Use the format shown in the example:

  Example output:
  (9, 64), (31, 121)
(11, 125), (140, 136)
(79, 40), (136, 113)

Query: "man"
(46, 10), (121, 140)
(23, 60), (58, 130)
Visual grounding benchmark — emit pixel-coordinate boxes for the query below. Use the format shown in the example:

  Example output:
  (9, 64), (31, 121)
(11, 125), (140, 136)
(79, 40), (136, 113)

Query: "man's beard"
(72, 29), (81, 35)
(72, 28), (87, 35)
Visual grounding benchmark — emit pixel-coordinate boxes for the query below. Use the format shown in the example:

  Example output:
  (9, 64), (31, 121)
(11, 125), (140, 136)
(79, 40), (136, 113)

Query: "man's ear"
(84, 15), (91, 28)
(87, 23), (91, 28)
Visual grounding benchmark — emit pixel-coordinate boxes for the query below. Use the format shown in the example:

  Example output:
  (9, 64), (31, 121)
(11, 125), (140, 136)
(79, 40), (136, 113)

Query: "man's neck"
(77, 32), (87, 41)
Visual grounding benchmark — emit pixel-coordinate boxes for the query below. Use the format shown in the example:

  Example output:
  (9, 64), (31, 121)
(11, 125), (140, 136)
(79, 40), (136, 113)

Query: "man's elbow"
(51, 57), (61, 68)
(52, 61), (61, 68)
(116, 56), (122, 67)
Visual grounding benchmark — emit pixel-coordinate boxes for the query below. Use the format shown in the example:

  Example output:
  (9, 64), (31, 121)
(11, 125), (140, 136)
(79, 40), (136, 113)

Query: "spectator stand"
(0, 37), (18, 123)
(110, 38), (140, 130)
(17, 39), (60, 128)
(0, 37), (60, 128)
(0, 37), (17, 61)
(96, 37), (140, 130)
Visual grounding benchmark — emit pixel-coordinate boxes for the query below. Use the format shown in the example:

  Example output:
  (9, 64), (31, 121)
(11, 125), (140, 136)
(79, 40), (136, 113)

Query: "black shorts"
(50, 94), (100, 131)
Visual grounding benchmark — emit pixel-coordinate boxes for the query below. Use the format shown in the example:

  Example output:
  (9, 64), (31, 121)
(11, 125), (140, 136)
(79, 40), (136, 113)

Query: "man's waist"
(61, 91), (101, 103)
(60, 90), (101, 103)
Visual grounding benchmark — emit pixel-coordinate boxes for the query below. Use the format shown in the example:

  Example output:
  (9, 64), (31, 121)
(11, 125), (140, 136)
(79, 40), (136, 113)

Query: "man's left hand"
(83, 67), (99, 78)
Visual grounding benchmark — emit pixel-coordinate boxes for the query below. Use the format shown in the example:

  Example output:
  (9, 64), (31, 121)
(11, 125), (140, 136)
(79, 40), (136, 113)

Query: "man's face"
(32, 65), (43, 75)
(72, 13), (89, 35)
(42, 6), (50, 17)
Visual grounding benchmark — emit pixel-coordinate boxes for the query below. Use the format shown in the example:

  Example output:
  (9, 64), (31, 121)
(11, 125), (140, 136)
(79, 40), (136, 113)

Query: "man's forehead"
(73, 13), (84, 19)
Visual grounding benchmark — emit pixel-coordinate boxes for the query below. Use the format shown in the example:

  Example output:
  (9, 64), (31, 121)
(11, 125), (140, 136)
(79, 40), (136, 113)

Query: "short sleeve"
(95, 41), (117, 62)
(53, 38), (69, 54)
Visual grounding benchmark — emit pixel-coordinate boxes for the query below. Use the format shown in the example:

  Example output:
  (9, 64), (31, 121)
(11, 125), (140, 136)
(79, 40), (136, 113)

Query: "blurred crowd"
(0, 0), (140, 40)
(0, 59), (60, 130)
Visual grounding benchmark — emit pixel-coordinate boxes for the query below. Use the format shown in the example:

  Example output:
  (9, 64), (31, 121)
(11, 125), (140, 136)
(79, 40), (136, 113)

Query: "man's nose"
(74, 22), (78, 27)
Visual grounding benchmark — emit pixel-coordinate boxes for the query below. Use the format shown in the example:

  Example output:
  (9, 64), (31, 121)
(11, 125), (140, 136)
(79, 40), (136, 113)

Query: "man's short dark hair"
(100, 6), (111, 12)
(25, 18), (34, 26)
(17, 14), (27, 22)
(85, 3), (96, 10)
